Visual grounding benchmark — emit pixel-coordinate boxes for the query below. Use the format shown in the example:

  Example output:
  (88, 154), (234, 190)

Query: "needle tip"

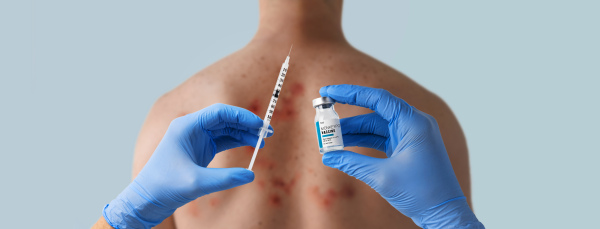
(288, 44), (293, 56)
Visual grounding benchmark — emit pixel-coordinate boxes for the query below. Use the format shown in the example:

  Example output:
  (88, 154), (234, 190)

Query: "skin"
(92, 217), (111, 229)
(126, 0), (471, 228)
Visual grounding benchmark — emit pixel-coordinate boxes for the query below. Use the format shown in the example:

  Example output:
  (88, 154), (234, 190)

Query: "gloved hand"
(103, 103), (272, 229)
(320, 85), (484, 229)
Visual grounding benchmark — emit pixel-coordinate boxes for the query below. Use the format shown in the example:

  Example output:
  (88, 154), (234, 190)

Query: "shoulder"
(131, 55), (237, 178)
(346, 49), (472, 200)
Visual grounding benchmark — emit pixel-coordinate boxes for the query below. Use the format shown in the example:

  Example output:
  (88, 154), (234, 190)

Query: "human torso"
(168, 42), (444, 229)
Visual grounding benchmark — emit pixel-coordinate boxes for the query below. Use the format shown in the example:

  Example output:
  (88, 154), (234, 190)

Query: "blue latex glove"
(320, 85), (484, 229)
(103, 104), (272, 229)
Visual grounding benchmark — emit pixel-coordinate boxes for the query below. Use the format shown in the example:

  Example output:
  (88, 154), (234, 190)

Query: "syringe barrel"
(262, 60), (289, 122)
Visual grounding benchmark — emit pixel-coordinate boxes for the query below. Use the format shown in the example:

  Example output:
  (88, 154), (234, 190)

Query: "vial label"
(315, 119), (343, 149)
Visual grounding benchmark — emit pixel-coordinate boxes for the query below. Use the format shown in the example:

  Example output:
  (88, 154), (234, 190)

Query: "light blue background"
(1, 1), (598, 228)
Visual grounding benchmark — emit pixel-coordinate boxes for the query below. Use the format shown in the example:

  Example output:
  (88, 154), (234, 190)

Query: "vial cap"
(312, 97), (336, 108)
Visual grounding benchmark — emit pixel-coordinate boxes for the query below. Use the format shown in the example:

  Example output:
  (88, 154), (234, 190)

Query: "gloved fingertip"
(322, 151), (343, 167)
(266, 125), (274, 137)
(233, 168), (255, 183)
(319, 86), (330, 96)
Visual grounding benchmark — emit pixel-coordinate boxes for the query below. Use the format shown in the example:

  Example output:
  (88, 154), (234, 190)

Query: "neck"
(251, 0), (348, 46)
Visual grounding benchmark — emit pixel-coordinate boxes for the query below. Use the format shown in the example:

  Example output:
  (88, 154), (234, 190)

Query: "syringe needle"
(288, 44), (293, 56)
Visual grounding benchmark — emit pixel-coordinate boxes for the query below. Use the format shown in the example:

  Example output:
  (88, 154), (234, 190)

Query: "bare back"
(133, 42), (471, 229)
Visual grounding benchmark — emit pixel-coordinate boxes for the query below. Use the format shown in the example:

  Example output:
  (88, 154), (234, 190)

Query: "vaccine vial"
(313, 97), (344, 154)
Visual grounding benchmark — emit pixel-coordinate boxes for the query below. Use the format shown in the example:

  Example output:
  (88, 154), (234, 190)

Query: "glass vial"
(313, 97), (344, 154)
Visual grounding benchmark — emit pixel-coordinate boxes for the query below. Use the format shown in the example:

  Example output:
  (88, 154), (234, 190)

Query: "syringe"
(248, 45), (293, 170)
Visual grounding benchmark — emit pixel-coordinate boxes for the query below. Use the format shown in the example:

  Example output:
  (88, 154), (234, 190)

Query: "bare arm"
(131, 94), (183, 229)
(422, 96), (472, 205)
(91, 217), (112, 229)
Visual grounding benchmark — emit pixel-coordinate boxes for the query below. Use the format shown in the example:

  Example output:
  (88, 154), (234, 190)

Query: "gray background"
(1, 0), (598, 228)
